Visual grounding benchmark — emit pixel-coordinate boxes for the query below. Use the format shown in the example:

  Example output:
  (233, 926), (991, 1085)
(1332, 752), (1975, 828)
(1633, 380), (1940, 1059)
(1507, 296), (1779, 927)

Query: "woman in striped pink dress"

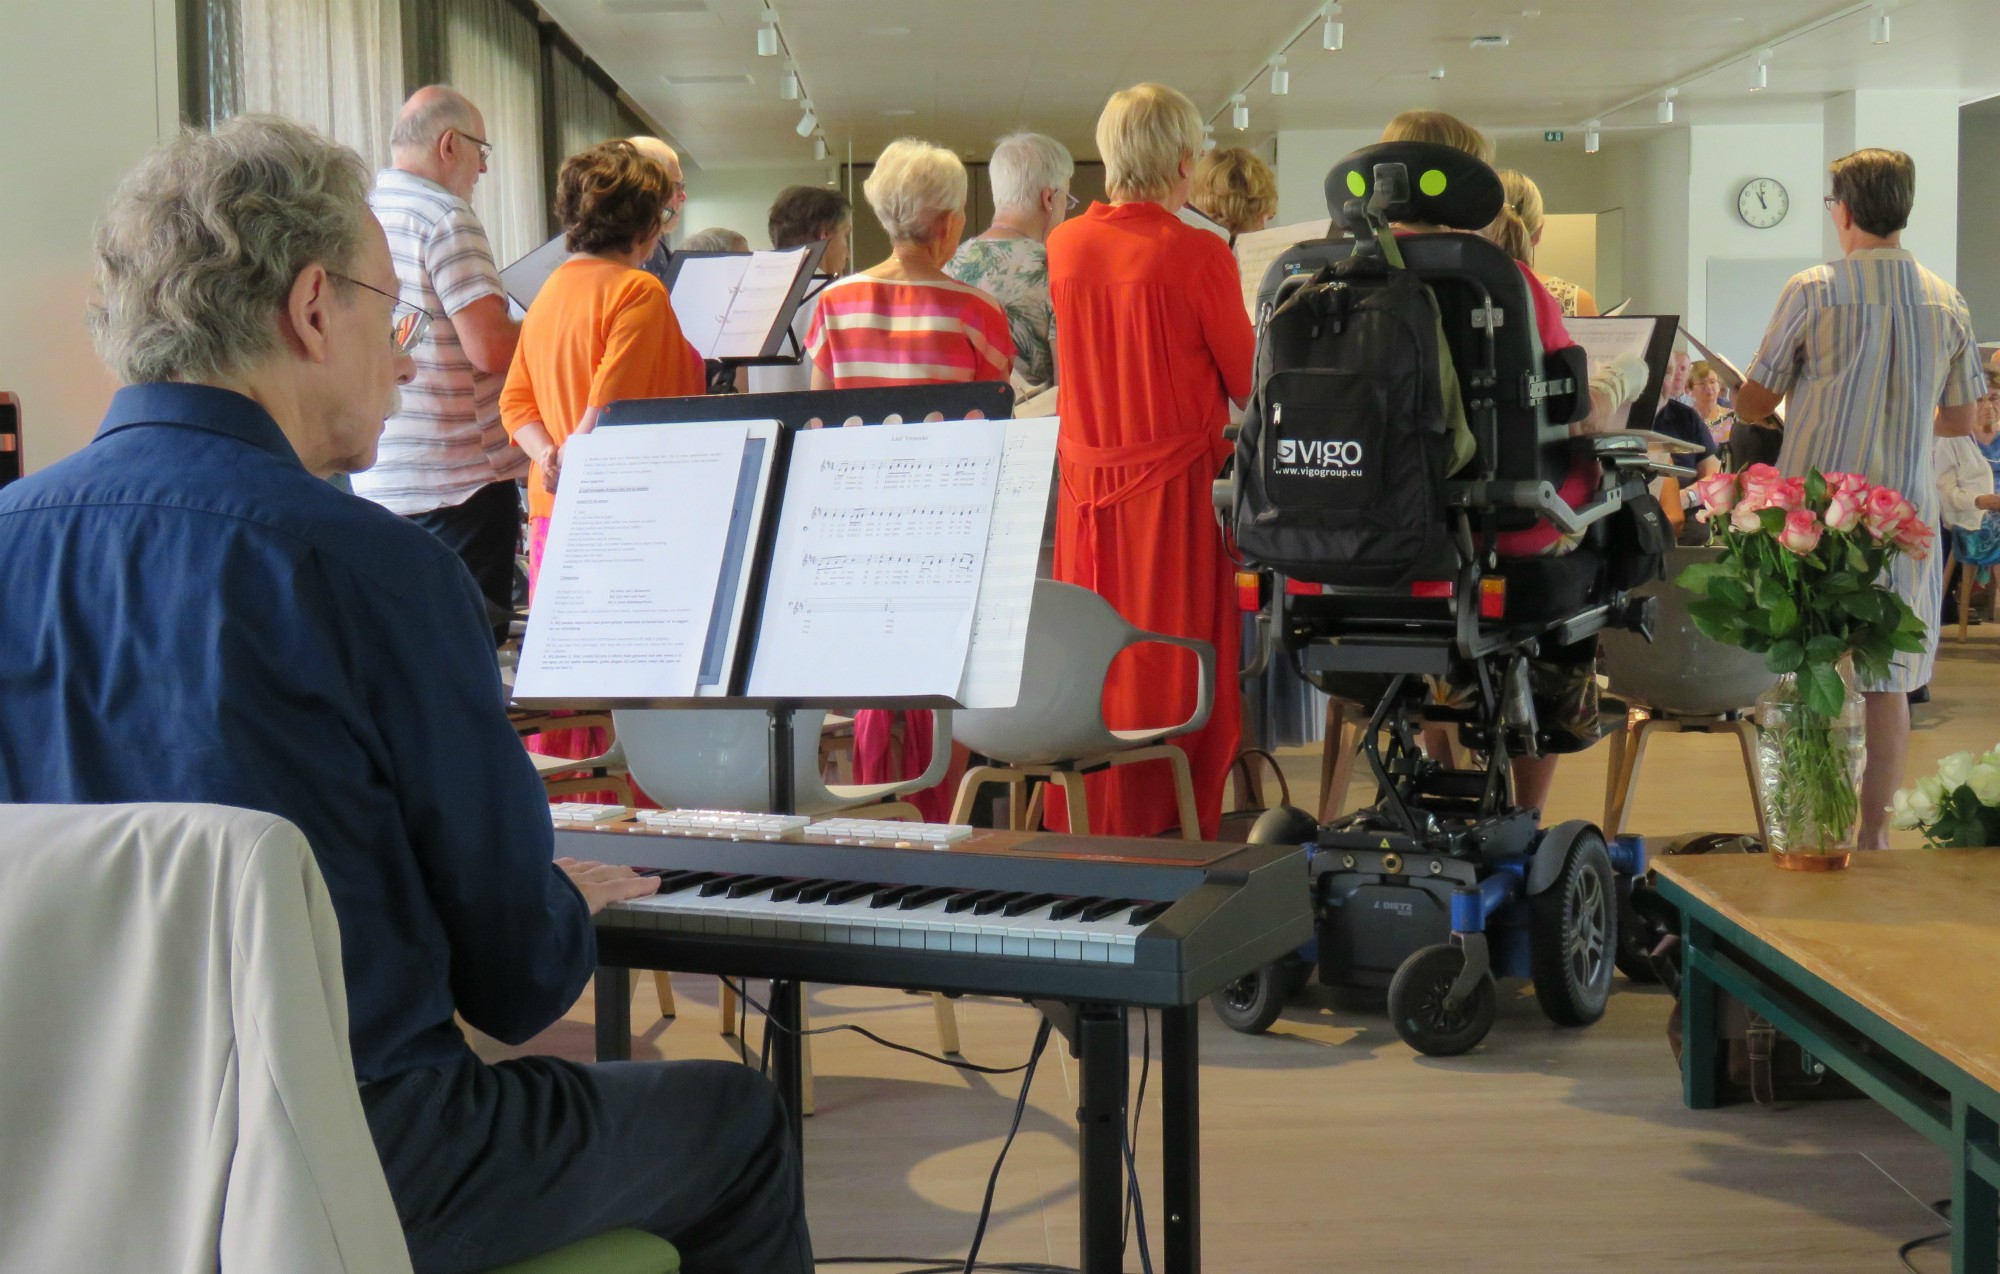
(807, 138), (1016, 819)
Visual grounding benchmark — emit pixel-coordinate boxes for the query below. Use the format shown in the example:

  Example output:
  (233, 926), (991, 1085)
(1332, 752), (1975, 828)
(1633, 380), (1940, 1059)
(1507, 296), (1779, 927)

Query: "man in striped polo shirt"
(355, 86), (526, 645)
(1738, 148), (1985, 849)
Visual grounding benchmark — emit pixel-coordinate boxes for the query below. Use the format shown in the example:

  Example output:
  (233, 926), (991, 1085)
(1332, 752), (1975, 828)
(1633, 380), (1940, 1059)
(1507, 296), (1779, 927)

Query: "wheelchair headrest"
(1325, 142), (1505, 236)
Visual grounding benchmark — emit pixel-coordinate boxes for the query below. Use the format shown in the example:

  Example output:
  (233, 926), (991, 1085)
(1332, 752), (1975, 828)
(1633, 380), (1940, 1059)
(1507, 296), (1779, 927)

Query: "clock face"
(1738, 178), (1790, 229)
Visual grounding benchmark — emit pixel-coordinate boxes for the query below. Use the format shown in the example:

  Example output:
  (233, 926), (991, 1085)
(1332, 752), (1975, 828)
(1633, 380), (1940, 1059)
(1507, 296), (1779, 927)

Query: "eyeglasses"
(450, 128), (493, 162)
(331, 273), (435, 354)
(1064, 191), (1081, 211)
(1822, 195), (1841, 211)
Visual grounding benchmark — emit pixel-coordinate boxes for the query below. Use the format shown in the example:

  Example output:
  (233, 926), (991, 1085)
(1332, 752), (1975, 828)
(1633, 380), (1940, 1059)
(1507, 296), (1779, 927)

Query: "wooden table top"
(1655, 850), (2000, 1096)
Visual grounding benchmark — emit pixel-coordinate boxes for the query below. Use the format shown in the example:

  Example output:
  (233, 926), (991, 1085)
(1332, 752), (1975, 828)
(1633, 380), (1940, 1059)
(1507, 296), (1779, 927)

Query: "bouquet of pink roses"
(1679, 463), (1931, 713)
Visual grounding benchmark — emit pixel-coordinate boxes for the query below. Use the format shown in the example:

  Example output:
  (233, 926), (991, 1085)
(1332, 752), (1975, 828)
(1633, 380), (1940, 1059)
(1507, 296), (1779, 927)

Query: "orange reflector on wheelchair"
(1235, 571), (1261, 611)
(1409, 580), (1452, 600)
(1481, 577), (1507, 618)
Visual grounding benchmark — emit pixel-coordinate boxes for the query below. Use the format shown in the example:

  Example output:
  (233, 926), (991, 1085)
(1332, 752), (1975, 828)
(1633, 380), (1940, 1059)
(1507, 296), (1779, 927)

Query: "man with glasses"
(0, 115), (810, 1274)
(357, 84), (527, 646)
(1736, 148), (1985, 849)
(628, 136), (689, 287)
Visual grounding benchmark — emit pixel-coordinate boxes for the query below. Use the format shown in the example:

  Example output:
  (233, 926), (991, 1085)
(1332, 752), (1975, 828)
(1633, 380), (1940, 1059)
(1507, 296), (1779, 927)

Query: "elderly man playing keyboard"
(0, 117), (812, 1274)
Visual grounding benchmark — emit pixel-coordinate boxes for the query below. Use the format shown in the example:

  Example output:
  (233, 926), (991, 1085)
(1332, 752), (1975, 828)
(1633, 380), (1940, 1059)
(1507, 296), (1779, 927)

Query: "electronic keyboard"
(556, 816), (1312, 1009)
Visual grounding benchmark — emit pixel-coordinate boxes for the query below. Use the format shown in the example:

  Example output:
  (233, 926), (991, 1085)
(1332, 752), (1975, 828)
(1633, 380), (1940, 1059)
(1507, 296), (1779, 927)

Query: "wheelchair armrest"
(1465, 477), (1625, 537)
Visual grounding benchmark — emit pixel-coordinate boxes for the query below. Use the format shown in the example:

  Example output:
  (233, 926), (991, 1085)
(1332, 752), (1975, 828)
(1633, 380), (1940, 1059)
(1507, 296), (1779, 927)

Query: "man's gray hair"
(390, 85), (479, 152)
(988, 132), (1074, 211)
(89, 115), (373, 384)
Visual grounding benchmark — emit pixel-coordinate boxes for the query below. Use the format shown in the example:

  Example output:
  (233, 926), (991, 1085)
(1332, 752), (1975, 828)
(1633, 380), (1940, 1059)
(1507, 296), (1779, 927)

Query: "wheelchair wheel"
(1209, 958), (1298, 1034)
(1529, 828), (1617, 1026)
(1614, 875), (1667, 983)
(1387, 944), (1496, 1057)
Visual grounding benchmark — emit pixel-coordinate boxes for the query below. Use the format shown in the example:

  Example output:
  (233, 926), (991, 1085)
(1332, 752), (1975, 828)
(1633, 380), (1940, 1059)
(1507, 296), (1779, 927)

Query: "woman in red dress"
(1045, 84), (1255, 838)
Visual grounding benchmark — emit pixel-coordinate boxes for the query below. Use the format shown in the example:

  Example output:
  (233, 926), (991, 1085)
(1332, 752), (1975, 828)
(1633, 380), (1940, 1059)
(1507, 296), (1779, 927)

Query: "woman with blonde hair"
(1486, 169), (1597, 317)
(1188, 146), (1277, 245)
(1044, 82), (1255, 839)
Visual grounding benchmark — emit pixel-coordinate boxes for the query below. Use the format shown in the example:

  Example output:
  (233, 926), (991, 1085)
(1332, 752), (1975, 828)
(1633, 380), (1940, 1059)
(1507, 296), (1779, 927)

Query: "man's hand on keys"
(557, 857), (660, 914)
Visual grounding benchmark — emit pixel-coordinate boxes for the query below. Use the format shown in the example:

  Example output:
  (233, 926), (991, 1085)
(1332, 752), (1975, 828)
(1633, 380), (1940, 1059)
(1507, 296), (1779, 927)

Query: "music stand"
(663, 240), (830, 370)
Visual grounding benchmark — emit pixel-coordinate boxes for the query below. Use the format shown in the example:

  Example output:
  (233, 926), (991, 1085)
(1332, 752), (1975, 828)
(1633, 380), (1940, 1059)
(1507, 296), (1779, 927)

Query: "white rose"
(1970, 763), (2000, 807)
(1908, 784), (1942, 825)
(1918, 773), (1948, 805)
(1938, 751), (1977, 789)
(1888, 789), (1923, 830)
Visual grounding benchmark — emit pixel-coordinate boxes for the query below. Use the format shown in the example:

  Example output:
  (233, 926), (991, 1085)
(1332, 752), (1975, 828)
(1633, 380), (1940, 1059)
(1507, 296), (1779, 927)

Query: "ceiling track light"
(1203, 123), (1218, 152)
(1322, 2), (1344, 51)
(1585, 120), (1601, 154)
(1870, 4), (1891, 44)
(1429, 64), (1447, 81)
(813, 136), (828, 161)
(1269, 56), (1289, 96)
(757, 12), (779, 57)
(1749, 61), (1768, 91)
(796, 103), (817, 137)
(780, 61), (800, 100)
(1657, 88), (1676, 124)
(1231, 94), (1249, 131)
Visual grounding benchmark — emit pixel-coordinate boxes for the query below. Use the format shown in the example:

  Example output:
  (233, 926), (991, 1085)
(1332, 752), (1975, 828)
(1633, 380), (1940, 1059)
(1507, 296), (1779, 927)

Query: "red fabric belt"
(1057, 430), (1224, 591)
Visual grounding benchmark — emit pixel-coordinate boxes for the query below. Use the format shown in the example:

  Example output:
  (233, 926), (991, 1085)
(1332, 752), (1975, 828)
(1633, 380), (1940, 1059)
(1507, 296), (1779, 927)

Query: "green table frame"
(1658, 873), (2000, 1272)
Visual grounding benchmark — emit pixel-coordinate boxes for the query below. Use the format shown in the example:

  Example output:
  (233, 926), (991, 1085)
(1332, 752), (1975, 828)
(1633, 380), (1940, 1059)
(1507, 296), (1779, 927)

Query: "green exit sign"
(1544, 130), (1565, 142)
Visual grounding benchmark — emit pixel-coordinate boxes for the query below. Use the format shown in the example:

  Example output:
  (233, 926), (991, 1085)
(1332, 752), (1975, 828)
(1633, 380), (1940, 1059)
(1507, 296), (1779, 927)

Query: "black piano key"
(972, 891), (1023, 916)
(1127, 901), (1171, 927)
(1048, 896), (1097, 921)
(655, 871), (720, 896)
(824, 880), (878, 905)
(725, 875), (788, 899)
(868, 884), (925, 910)
(794, 880), (843, 904)
(770, 878), (823, 903)
(944, 890), (996, 914)
(1081, 897), (1136, 922)
(1002, 892), (1061, 917)
(698, 874), (748, 898)
(898, 886), (958, 911)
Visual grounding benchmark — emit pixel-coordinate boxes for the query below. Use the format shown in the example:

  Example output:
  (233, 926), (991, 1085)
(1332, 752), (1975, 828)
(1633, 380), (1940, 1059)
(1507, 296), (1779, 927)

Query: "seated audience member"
(1651, 351), (1722, 479)
(0, 116), (810, 1274)
(1045, 83), (1255, 839)
(1489, 169), (1597, 317)
(1689, 358), (1737, 457)
(682, 226), (751, 254)
(1379, 109), (1648, 814)
(1940, 362), (2000, 621)
(809, 139), (1015, 819)
(501, 140), (704, 588)
(1188, 146), (1278, 246)
(947, 131), (1075, 393)
(809, 138), (1016, 391)
(627, 136), (689, 285)
(354, 86), (526, 647)
(747, 185), (853, 394)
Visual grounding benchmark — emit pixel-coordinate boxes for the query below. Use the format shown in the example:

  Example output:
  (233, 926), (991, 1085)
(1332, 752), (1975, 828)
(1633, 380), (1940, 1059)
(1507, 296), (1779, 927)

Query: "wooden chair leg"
(1322, 708), (1363, 825)
(720, 978), (739, 1037)
(1056, 770), (1090, 835)
(1007, 778), (1027, 831)
(948, 765), (1001, 825)
(1023, 780), (1047, 832)
(931, 993), (962, 1055)
(1164, 747), (1202, 841)
(1602, 710), (1635, 834)
(1317, 698), (1345, 823)
(1731, 719), (1770, 845)
(651, 971), (676, 1018)
(1608, 718), (1658, 838)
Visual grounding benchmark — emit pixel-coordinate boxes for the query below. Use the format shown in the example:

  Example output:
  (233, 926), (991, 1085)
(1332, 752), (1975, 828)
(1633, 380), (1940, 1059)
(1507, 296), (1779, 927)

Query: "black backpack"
(1233, 238), (1455, 588)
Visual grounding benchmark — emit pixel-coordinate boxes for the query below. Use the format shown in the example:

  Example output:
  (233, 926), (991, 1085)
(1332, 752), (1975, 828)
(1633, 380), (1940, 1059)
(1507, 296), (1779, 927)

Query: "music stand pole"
(765, 703), (808, 1165)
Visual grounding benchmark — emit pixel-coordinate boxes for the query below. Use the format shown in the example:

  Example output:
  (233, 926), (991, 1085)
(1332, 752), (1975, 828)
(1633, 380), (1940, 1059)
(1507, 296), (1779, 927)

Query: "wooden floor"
(482, 629), (2000, 1272)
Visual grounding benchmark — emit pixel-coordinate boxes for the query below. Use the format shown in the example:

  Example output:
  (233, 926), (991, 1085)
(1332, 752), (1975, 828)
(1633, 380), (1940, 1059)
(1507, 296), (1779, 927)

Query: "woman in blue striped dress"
(1736, 148), (1985, 849)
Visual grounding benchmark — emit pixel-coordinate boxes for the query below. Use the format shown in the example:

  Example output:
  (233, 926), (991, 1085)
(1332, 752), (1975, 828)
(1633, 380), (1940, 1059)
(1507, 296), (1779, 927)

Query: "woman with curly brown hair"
(500, 139), (704, 587)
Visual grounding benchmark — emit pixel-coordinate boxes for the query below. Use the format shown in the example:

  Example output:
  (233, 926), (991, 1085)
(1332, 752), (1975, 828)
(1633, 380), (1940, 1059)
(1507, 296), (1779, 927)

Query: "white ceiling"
(542, 0), (2000, 169)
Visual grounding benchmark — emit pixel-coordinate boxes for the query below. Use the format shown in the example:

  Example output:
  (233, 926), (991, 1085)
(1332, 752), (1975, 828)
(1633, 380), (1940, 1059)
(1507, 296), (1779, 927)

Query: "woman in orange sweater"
(501, 140), (705, 588)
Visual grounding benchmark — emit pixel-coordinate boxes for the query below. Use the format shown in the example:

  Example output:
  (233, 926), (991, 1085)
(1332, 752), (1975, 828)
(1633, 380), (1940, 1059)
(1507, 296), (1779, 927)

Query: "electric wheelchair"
(1214, 142), (1679, 1055)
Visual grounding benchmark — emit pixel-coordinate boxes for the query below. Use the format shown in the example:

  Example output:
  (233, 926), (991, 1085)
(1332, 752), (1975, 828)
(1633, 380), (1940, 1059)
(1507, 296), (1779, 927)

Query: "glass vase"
(1754, 669), (1867, 870)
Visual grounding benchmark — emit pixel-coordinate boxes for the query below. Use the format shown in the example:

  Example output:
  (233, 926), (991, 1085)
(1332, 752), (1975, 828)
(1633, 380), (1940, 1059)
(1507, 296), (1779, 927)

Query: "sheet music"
(499, 234), (572, 310)
(959, 417), (1059, 709)
(749, 422), (1007, 699)
(714, 247), (810, 358)
(1567, 317), (1661, 432)
(1234, 219), (1333, 322)
(668, 255), (745, 362)
(514, 422), (749, 700)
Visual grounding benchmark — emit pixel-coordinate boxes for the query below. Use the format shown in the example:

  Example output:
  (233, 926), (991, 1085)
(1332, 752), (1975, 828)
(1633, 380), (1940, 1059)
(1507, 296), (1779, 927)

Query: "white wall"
(1824, 90), (1963, 279)
(1598, 130), (1692, 322)
(0, 0), (180, 470)
(1956, 105), (2000, 338)
(677, 164), (845, 252)
(1272, 128), (1378, 227)
(1683, 123), (1827, 343)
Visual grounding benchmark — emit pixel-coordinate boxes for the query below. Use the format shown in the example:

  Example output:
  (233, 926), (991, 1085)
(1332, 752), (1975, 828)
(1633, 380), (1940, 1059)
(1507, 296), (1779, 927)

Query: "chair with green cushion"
(485, 1228), (679, 1274)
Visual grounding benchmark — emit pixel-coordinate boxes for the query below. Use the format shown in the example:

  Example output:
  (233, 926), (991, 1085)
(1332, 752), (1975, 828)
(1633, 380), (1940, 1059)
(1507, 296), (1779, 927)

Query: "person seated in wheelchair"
(1324, 112), (1653, 813)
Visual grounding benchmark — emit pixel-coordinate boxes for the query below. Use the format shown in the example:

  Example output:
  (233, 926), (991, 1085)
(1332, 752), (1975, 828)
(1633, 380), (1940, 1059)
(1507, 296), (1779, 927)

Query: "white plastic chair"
(610, 708), (963, 1076)
(948, 581), (1215, 839)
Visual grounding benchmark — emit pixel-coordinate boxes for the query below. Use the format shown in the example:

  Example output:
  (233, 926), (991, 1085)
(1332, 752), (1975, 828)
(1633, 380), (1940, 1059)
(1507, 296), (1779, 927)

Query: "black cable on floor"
(719, 978), (1044, 1075)
(1898, 1197), (1952, 1273)
(959, 1018), (1054, 1274)
(1123, 1010), (1150, 1249)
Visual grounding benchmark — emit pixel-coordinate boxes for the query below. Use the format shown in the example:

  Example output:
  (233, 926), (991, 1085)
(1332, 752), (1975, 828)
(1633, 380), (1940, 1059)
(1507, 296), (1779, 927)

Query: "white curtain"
(235, 0), (404, 169)
(548, 46), (624, 173)
(442, 0), (545, 266)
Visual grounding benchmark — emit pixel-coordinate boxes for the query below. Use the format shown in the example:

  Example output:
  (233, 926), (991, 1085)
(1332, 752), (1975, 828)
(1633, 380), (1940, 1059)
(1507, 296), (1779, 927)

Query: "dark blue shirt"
(0, 384), (593, 1083)
(1653, 399), (1719, 467)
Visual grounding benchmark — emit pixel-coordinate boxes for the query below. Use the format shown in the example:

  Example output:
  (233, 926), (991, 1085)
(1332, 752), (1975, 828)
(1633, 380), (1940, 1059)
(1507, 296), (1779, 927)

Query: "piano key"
(972, 891), (1023, 916)
(824, 880), (878, 905)
(1128, 901), (1171, 926)
(867, 883), (925, 910)
(724, 874), (789, 899)
(697, 874), (749, 898)
(1002, 892), (1060, 918)
(944, 889), (997, 914)
(793, 879), (841, 905)
(769, 878), (822, 903)
(898, 886), (959, 911)
(1081, 897), (1137, 922)
(1048, 896), (1097, 922)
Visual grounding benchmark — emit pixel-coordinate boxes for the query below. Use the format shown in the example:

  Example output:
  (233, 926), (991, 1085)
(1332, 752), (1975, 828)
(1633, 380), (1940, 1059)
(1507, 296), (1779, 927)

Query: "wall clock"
(1738, 178), (1790, 229)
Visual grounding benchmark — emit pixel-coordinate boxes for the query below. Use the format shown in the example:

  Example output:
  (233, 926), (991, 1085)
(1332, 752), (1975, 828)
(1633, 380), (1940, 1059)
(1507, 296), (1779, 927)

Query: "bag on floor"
(1216, 749), (1293, 843)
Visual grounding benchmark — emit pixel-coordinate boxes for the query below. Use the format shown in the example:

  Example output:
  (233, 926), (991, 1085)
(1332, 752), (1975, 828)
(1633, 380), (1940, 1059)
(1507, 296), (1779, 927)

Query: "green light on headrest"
(1419, 169), (1448, 197)
(1346, 171), (1366, 198)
